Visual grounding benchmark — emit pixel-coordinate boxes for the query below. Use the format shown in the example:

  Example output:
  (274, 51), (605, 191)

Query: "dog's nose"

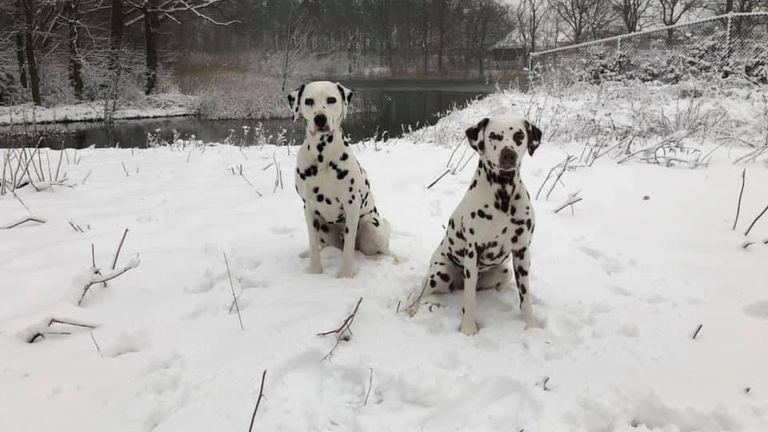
(499, 148), (517, 170)
(314, 114), (328, 129)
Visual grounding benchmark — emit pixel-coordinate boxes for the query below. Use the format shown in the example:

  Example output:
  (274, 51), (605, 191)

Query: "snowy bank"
(1, 84), (767, 431)
(0, 93), (199, 126)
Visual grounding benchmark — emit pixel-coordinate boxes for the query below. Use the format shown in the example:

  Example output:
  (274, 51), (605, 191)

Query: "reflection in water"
(1, 81), (491, 149)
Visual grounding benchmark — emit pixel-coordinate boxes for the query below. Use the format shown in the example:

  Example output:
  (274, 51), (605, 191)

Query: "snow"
(1, 84), (768, 431)
(0, 93), (198, 126)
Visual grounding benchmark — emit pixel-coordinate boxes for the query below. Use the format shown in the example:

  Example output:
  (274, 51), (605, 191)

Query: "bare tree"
(516, 0), (548, 55)
(611, 0), (651, 32)
(549, 0), (596, 42)
(658, 0), (700, 40)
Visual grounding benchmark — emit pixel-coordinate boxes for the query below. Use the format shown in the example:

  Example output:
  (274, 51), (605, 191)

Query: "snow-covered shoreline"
(2, 83), (767, 431)
(0, 93), (199, 126)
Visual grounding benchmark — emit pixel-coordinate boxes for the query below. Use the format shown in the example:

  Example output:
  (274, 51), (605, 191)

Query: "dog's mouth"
(310, 125), (333, 136)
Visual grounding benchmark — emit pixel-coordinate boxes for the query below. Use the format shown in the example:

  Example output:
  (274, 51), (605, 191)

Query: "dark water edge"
(1, 79), (503, 149)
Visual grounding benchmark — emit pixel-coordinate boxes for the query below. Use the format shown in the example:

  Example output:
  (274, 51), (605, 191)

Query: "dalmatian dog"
(288, 81), (390, 278)
(406, 116), (542, 335)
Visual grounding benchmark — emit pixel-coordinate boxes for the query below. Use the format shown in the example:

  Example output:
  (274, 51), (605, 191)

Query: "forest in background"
(1, 0), (765, 118)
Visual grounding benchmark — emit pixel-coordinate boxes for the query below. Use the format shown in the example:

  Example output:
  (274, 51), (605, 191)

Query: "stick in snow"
(744, 202), (768, 236)
(248, 370), (267, 432)
(111, 228), (129, 270)
(318, 297), (363, 360)
(77, 258), (141, 306)
(554, 192), (583, 214)
(426, 169), (451, 189)
(364, 368), (374, 406)
(223, 252), (245, 331)
(0, 216), (47, 230)
(733, 168), (746, 231)
(26, 318), (98, 343)
(692, 324), (703, 340)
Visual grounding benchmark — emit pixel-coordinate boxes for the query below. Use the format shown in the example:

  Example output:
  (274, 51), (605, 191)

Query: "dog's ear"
(336, 83), (353, 119)
(465, 118), (489, 155)
(524, 120), (542, 156)
(287, 84), (305, 121)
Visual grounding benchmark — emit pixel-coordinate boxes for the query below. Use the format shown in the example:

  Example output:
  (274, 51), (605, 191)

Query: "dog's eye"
(513, 131), (525, 145)
(327, 97), (337, 104)
(305, 98), (315, 106)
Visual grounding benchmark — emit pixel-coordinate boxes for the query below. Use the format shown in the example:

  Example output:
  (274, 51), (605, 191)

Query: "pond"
(1, 79), (497, 149)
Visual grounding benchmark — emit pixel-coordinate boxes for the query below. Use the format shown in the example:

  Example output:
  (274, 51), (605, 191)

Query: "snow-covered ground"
(1, 83), (768, 431)
(0, 93), (198, 126)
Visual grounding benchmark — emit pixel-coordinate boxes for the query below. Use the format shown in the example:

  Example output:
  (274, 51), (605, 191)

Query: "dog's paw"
(459, 319), (479, 336)
(337, 267), (356, 279)
(307, 264), (323, 275)
(523, 316), (541, 330)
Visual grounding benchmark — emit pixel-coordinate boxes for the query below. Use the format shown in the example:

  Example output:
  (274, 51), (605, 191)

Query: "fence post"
(726, 13), (733, 71)
(528, 53), (534, 91)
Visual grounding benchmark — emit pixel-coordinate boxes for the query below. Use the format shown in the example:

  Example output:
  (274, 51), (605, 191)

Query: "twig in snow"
(535, 156), (570, 200)
(77, 258), (141, 306)
(121, 161), (130, 177)
(545, 156), (574, 201)
(0, 216), (47, 230)
(111, 228), (129, 270)
(82, 169), (92, 184)
(541, 376), (551, 391)
(247, 370), (267, 432)
(364, 368), (374, 406)
(318, 297), (363, 360)
(744, 202), (768, 236)
(26, 318), (98, 343)
(733, 168), (746, 231)
(692, 324), (703, 340)
(223, 252), (245, 331)
(554, 191), (582, 214)
(426, 169), (450, 189)
(90, 330), (103, 356)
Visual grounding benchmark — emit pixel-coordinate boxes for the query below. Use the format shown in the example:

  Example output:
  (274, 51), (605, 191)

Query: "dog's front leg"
(513, 247), (539, 328)
(303, 206), (323, 274)
(460, 242), (479, 336)
(338, 205), (361, 278)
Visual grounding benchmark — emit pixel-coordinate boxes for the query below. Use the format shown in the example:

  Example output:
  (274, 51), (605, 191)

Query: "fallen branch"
(318, 297), (363, 360)
(0, 216), (47, 230)
(733, 168), (746, 231)
(223, 252), (245, 331)
(248, 370), (267, 432)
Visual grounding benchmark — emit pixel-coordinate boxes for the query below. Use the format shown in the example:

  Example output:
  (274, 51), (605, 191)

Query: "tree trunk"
(66, 0), (84, 100)
(15, 32), (27, 89)
(107, 0), (124, 124)
(143, 1), (158, 95)
(422, 0), (429, 75)
(21, 0), (41, 105)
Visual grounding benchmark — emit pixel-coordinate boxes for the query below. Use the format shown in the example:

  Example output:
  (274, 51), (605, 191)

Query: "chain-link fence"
(529, 12), (768, 86)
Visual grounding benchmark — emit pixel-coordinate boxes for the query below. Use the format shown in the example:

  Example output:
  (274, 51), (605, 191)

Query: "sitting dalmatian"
(288, 81), (390, 278)
(406, 115), (542, 335)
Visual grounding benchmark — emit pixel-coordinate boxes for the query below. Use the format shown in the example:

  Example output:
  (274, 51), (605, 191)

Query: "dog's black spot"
(477, 140), (485, 153)
(313, 187), (319, 193)
(516, 265), (529, 277)
(318, 154), (324, 163)
(513, 130), (525, 146)
(469, 179), (477, 190)
(468, 228), (475, 235)
(429, 278), (437, 288)
(340, 152), (349, 161)
(470, 211), (476, 219)
(437, 272), (450, 282)
(494, 187), (512, 213)
(316, 194), (324, 202)
(515, 227), (524, 236)
(325, 198), (332, 205)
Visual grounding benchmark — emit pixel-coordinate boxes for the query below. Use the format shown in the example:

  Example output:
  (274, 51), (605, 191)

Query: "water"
(1, 79), (495, 149)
